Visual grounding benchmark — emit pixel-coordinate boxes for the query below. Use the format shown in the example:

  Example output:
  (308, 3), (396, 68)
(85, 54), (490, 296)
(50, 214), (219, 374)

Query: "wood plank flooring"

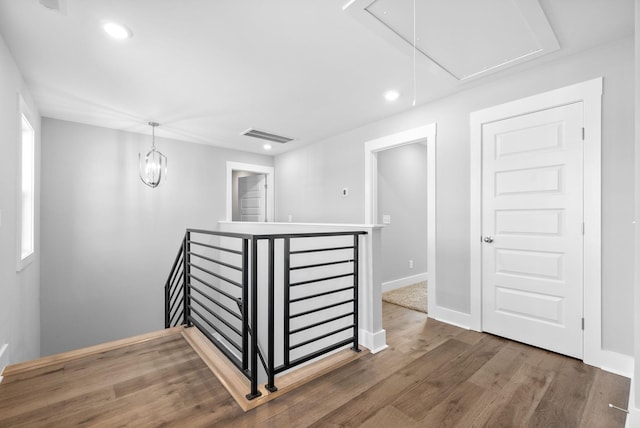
(0, 302), (630, 427)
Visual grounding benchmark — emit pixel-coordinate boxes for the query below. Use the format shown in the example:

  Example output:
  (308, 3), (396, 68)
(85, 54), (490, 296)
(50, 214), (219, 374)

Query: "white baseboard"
(627, 374), (638, 428)
(430, 305), (472, 330)
(0, 343), (9, 384)
(360, 328), (387, 354)
(382, 273), (428, 293)
(627, 408), (639, 428)
(596, 349), (634, 378)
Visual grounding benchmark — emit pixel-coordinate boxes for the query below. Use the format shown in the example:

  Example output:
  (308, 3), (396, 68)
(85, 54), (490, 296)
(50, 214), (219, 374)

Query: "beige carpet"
(382, 281), (427, 313)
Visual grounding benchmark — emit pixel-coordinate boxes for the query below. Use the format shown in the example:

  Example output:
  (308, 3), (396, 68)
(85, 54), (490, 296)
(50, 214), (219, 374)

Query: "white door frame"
(226, 161), (275, 222)
(469, 78), (617, 370)
(364, 123), (437, 316)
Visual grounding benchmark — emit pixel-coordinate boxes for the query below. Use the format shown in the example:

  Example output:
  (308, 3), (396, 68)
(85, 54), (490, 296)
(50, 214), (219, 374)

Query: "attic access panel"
(345, 0), (559, 81)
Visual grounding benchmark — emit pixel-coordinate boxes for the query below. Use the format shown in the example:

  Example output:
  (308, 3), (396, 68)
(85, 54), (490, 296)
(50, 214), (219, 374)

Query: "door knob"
(483, 236), (494, 243)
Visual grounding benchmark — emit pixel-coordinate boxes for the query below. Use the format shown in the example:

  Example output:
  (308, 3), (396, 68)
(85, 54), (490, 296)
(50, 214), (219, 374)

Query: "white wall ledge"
(218, 221), (383, 229)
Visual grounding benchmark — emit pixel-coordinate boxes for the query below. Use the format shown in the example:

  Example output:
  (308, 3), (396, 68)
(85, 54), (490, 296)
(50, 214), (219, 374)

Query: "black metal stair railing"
(164, 228), (367, 400)
(165, 229), (265, 398)
(260, 231), (364, 391)
(165, 240), (185, 329)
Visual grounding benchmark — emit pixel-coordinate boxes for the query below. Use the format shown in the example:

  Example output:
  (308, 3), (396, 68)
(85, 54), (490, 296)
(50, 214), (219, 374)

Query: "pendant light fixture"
(139, 122), (167, 188)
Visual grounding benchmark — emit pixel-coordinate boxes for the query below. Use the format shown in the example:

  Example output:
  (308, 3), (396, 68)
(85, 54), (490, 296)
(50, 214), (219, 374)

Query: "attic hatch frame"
(343, 0), (559, 83)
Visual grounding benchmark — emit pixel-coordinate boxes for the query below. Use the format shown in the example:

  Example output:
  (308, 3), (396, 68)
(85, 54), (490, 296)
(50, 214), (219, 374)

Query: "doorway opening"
(363, 124), (436, 322)
(233, 171), (267, 222)
(226, 162), (275, 222)
(377, 142), (428, 314)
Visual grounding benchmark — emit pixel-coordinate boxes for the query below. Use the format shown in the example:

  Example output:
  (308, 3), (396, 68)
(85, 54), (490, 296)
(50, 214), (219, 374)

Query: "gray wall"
(275, 37), (635, 356)
(0, 35), (41, 365)
(377, 143), (428, 283)
(40, 119), (273, 356)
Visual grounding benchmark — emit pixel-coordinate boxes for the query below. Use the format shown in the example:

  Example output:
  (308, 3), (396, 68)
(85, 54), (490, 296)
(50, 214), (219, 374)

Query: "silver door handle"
(483, 236), (494, 243)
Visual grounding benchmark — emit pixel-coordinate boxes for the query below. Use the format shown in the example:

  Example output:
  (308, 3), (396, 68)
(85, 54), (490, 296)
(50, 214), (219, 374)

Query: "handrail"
(164, 228), (366, 400)
(187, 228), (254, 240)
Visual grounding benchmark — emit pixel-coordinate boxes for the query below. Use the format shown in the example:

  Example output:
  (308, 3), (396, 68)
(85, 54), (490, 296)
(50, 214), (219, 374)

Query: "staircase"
(165, 228), (367, 401)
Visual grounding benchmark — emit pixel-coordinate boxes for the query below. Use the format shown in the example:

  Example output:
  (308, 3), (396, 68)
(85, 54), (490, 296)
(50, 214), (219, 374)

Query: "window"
(17, 98), (35, 270)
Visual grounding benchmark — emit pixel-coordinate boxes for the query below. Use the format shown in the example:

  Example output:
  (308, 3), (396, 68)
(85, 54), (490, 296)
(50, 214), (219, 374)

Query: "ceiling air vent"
(242, 128), (294, 144)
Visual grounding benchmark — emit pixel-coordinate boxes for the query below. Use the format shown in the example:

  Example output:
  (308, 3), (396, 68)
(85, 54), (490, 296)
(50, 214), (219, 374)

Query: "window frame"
(16, 95), (36, 271)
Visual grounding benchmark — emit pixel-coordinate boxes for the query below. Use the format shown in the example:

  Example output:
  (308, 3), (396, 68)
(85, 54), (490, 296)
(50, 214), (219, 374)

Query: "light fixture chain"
(149, 121), (159, 149)
(412, 0), (417, 107)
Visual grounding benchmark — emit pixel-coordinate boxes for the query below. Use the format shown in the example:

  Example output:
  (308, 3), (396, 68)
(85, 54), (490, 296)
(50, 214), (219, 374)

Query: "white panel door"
(481, 102), (584, 358)
(238, 174), (266, 222)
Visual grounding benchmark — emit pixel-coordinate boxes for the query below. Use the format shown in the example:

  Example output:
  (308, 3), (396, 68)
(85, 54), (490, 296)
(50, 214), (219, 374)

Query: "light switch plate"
(382, 215), (391, 224)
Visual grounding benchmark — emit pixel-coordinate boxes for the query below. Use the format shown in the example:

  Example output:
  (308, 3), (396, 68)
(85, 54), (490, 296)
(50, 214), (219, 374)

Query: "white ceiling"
(0, 0), (633, 155)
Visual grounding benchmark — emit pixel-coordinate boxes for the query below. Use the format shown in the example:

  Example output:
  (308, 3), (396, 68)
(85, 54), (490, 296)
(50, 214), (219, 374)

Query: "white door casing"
(469, 78), (630, 374)
(238, 174), (267, 222)
(363, 123), (438, 319)
(481, 103), (584, 358)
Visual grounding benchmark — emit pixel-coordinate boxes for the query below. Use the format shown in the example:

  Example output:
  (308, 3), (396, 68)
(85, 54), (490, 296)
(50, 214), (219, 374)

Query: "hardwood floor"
(0, 302), (630, 427)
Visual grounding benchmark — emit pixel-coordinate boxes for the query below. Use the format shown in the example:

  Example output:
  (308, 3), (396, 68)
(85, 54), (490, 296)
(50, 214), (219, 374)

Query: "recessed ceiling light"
(384, 90), (400, 102)
(263, 144), (272, 151)
(103, 22), (133, 40)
